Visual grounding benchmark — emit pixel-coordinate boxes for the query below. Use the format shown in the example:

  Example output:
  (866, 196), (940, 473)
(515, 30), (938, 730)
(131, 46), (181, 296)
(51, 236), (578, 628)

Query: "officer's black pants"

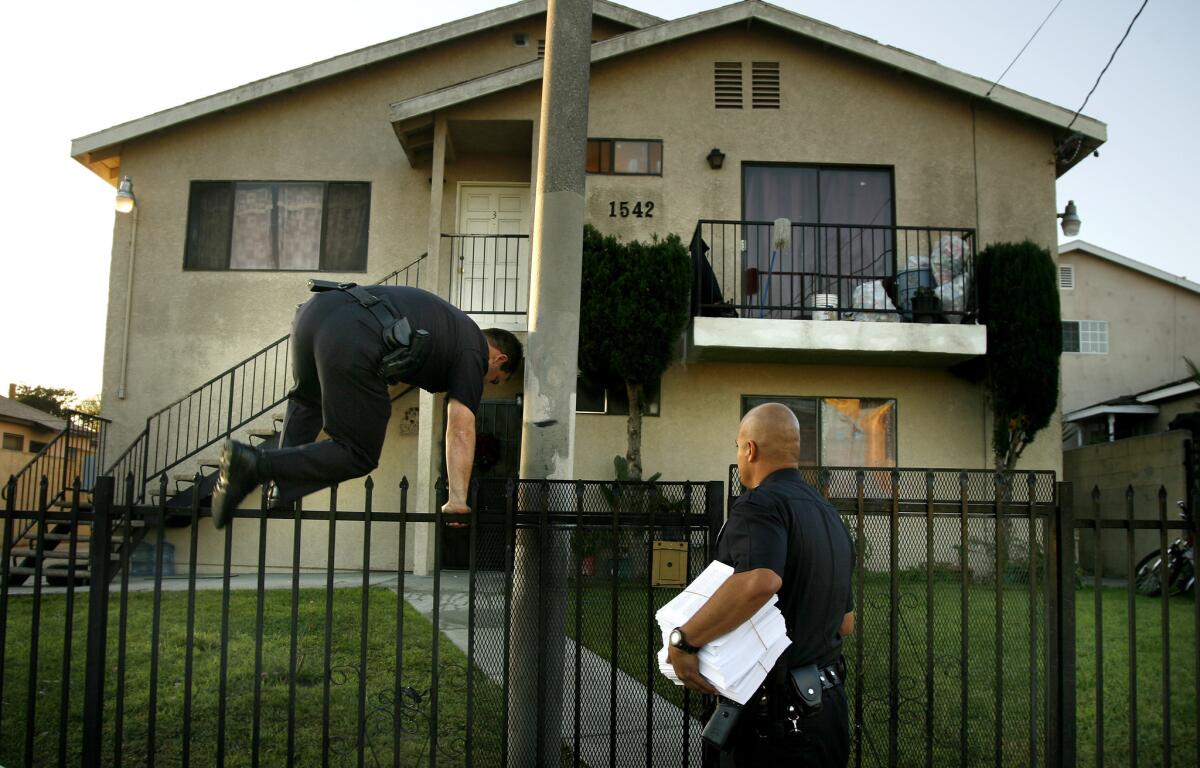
(725, 684), (849, 768)
(266, 291), (391, 503)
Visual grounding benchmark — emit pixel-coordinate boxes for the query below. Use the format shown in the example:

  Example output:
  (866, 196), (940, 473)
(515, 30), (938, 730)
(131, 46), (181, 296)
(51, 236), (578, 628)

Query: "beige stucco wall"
(1059, 248), (1200, 413)
(1064, 430), (1189, 578)
(97, 16), (1074, 572)
(0, 420), (60, 482)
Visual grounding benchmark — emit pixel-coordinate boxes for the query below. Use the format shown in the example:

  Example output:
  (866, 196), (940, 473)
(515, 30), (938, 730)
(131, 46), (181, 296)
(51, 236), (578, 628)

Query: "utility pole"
(510, 0), (592, 763)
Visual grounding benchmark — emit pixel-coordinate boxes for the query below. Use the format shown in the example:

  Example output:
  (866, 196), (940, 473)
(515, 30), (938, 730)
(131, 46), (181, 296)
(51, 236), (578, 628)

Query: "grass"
(1, 575), (1194, 768)
(566, 571), (1198, 768)
(0, 586), (506, 768)
(1074, 586), (1199, 768)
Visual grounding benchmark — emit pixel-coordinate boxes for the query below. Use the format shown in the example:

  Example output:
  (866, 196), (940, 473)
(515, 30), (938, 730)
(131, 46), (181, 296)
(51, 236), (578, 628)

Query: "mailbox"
(652, 541), (688, 586)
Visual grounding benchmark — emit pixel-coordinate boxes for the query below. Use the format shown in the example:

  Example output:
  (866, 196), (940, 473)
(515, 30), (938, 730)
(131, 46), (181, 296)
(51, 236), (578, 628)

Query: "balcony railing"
(691, 220), (977, 322)
(444, 234), (529, 315)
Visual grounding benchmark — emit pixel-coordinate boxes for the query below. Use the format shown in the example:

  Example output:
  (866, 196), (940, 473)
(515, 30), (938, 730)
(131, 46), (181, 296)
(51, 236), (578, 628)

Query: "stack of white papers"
(655, 561), (791, 704)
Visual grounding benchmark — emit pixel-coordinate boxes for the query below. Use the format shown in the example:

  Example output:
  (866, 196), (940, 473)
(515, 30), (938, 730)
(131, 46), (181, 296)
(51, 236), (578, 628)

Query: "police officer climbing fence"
(667, 402), (856, 767)
(211, 282), (522, 526)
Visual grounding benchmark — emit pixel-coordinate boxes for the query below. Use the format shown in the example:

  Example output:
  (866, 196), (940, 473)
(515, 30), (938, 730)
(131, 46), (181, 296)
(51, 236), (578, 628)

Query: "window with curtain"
(741, 395), (897, 467)
(742, 165), (894, 316)
(185, 181), (370, 271)
(586, 139), (663, 175)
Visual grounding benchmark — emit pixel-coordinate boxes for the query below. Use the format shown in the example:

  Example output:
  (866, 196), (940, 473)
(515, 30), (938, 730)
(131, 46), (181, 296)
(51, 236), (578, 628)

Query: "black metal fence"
(4, 465), (1197, 767)
(727, 465), (1198, 768)
(0, 473), (723, 768)
(1058, 484), (1200, 768)
(443, 234), (530, 316)
(692, 220), (976, 322)
(1, 411), (109, 585)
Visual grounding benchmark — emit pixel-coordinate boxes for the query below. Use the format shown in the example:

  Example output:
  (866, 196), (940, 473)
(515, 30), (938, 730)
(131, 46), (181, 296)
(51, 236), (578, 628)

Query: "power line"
(1067, 0), (1151, 130)
(985, 0), (1067, 98)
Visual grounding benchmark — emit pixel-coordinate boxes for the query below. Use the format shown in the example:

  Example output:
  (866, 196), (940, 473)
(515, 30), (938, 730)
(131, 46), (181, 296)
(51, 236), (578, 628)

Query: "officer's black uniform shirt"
(716, 468), (855, 668)
(367, 286), (489, 413)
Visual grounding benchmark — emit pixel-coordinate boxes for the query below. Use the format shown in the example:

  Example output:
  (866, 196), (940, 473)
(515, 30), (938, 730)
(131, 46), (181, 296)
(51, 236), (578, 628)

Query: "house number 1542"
(608, 200), (655, 218)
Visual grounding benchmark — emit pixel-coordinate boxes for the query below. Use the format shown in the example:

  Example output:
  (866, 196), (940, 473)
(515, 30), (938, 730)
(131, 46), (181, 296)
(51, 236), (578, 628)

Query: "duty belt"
(307, 279), (431, 383)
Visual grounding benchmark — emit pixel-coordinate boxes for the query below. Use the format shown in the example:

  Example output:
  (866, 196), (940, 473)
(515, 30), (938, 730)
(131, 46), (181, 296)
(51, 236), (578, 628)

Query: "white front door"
(455, 185), (531, 314)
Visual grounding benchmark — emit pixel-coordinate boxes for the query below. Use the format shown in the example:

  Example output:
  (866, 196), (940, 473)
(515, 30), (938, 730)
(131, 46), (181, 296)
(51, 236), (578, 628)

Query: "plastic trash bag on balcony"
(931, 234), (971, 285)
(905, 253), (931, 272)
(934, 273), (968, 321)
(845, 280), (900, 322)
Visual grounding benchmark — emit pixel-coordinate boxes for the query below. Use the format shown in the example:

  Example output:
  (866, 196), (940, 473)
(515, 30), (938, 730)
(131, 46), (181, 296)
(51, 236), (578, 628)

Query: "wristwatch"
(669, 627), (701, 654)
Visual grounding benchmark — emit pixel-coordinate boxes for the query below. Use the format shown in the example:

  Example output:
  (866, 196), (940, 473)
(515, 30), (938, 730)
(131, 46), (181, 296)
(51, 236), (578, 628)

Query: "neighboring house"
(0, 393), (65, 483)
(1057, 242), (1200, 574)
(69, 0), (1104, 573)
(1058, 240), (1200, 417)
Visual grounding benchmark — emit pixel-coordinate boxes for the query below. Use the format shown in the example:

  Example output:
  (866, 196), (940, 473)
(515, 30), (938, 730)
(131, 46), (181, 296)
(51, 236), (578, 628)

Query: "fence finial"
(399, 476), (409, 490)
(364, 476), (374, 491)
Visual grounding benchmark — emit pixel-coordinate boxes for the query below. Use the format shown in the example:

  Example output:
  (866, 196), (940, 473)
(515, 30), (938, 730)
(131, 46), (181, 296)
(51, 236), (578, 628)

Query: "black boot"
(211, 440), (264, 529)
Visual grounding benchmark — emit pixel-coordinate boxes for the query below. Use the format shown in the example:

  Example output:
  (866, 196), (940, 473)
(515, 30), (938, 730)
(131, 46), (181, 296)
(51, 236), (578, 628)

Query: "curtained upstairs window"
(185, 181), (370, 271)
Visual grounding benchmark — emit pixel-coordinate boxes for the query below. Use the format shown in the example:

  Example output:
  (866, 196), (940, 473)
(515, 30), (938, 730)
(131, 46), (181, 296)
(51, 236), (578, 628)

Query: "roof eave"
(1060, 240), (1200, 295)
(69, 0), (661, 169)
(389, 0), (1107, 169)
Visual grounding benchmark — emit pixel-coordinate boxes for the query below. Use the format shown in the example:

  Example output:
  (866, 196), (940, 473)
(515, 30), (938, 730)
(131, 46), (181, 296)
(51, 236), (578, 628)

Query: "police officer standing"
(211, 284), (522, 527)
(667, 402), (855, 766)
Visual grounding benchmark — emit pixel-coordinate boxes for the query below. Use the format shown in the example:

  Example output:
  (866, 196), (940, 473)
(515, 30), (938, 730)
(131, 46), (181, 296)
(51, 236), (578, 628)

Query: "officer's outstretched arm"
(444, 397), (476, 515)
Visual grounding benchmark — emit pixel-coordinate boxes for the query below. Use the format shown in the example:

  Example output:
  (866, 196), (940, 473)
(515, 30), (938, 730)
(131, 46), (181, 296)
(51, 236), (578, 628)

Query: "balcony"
(689, 220), (987, 366)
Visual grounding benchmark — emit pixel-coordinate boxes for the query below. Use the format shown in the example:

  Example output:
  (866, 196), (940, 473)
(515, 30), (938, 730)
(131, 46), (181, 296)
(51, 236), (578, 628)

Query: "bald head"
(737, 403), (801, 487)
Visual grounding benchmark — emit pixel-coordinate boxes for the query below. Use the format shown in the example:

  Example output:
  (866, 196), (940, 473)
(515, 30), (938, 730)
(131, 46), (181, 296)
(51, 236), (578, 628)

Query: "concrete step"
(8, 547), (118, 561)
(9, 565), (90, 578)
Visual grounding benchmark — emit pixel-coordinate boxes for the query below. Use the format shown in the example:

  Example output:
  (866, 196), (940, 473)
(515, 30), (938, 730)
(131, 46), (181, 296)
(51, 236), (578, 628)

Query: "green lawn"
(567, 572), (1198, 768)
(1074, 586), (1199, 768)
(0, 587), (505, 768)
(1, 577), (1194, 768)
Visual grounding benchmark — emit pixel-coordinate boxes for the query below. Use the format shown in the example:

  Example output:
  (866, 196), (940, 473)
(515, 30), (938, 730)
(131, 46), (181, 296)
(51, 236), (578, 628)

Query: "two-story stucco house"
(1058, 239), (1200, 441)
(69, 0), (1105, 574)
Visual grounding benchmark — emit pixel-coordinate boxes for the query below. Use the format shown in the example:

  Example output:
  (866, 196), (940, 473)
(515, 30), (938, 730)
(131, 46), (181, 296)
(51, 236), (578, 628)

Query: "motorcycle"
(1134, 500), (1196, 597)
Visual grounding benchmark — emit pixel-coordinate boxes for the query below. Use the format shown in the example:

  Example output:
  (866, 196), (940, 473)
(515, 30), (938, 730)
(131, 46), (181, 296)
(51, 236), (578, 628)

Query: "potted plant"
(910, 286), (944, 323)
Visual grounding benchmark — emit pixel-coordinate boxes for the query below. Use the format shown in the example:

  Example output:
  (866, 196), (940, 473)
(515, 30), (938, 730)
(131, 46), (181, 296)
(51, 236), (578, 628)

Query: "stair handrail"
(101, 253), (427, 506)
(3, 410), (111, 565)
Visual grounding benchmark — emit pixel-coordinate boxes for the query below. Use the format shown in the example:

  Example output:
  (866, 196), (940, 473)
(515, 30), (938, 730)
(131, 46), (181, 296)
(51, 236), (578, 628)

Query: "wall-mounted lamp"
(706, 148), (725, 170)
(115, 176), (136, 213)
(1057, 199), (1081, 237)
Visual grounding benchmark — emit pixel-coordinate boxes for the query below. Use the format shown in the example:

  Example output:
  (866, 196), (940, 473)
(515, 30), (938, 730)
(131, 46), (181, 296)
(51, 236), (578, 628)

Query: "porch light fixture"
(1057, 199), (1081, 237)
(706, 148), (725, 170)
(115, 176), (136, 213)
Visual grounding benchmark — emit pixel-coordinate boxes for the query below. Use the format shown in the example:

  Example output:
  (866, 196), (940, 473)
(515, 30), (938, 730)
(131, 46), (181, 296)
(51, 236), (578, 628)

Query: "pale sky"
(0, 0), (1194, 399)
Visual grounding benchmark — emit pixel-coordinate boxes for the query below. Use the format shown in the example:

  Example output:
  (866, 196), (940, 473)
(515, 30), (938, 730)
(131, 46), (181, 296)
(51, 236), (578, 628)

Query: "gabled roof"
(1059, 240), (1200, 296)
(389, 0), (1106, 177)
(0, 396), (66, 433)
(69, 0), (660, 180)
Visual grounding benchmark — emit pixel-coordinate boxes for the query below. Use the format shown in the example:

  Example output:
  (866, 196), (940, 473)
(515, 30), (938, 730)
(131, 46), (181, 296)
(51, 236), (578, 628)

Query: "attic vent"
(1059, 264), (1075, 290)
(751, 61), (780, 109)
(714, 62), (743, 109)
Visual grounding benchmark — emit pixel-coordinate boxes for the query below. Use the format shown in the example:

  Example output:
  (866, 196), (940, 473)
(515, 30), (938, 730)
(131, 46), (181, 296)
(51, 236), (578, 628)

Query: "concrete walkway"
(6, 570), (703, 766)
(403, 571), (703, 767)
